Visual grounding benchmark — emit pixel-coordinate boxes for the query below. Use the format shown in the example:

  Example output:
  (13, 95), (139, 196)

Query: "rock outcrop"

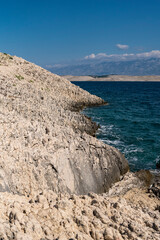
(0, 52), (128, 196)
(0, 53), (159, 240)
(0, 171), (159, 240)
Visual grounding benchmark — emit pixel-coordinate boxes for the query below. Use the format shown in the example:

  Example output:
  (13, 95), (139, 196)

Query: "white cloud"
(84, 50), (160, 62)
(84, 53), (108, 60)
(116, 44), (129, 50)
(122, 53), (134, 57)
(97, 53), (108, 57)
(136, 50), (160, 58)
(84, 53), (96, 59)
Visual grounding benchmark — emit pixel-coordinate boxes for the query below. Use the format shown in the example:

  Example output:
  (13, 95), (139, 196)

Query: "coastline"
(0, 53), (159, 240)
(63, 74), (160, 82)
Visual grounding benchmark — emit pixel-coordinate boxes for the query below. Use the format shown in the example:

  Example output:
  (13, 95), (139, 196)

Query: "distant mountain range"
(46, 57), (160, 76)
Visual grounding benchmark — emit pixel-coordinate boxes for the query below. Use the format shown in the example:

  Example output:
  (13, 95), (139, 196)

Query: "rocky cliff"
(0, 53), (159, 240)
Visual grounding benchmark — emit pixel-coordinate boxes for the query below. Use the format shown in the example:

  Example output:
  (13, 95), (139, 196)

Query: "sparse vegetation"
(1, 53), (13, 60)
(15, 75), (24, 80)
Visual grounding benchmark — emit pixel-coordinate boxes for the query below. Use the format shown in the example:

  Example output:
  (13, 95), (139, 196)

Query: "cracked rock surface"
(0, 52), (128, 196)
(0, 172), (159, 240)
(0, 53), (159, 240)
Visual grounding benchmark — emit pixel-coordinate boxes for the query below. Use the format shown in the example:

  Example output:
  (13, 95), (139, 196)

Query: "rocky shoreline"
(0, 53), (159, 240)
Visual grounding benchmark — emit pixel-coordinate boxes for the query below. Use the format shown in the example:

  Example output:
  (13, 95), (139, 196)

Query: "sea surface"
(73, 81), (160, 172)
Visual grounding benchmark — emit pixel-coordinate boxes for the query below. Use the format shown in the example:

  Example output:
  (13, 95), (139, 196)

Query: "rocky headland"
(0, 53), (159, 240)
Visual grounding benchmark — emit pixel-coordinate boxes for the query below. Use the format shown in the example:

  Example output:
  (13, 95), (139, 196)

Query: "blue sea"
(73, 81), (160, 172)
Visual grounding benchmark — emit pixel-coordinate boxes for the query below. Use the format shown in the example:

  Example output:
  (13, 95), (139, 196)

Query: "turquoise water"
(73, 81), (160, 172)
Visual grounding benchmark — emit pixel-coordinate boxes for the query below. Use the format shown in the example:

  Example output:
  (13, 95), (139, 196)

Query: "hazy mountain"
(46, 58), (160, 76)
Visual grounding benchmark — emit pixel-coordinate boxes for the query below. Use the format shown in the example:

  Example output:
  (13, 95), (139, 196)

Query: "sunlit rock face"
(2, 53), (160, 240)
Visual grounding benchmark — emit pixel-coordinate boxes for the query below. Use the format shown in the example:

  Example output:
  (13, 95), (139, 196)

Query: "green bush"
(15, 75), (24, 80)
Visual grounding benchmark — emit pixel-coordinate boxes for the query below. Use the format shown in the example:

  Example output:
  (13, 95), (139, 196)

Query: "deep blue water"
(73, 81), (160, 172)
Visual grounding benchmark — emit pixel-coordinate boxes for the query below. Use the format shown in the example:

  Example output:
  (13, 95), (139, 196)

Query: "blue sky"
(0, 0), (160, 66)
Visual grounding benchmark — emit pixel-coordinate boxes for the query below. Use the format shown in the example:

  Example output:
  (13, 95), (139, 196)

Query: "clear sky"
(0, 0), (160, 66)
